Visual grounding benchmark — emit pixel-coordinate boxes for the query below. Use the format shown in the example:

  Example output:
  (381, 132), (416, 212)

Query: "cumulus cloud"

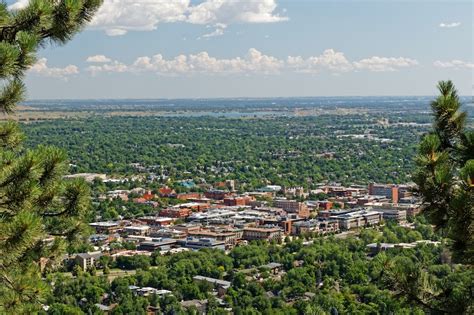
(439, 22), (461, 28)
(90, 0), (287, 36)
(353, 57), (418, 72)
(433, 60), (473, 69)
(87, 61), (129, 75)
(8, 0), (287, 36)
(87, 48), (284, 75)
(86, 55), (112, 63)
(29, 58), (79, 79)
(187, 0), (288, 24)
(85, 48), (418, 76)
(287, 49), (353, 73)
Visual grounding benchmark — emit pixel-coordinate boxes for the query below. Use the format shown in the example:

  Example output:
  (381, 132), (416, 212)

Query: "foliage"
(45, 220), (473, 314)
(23, 112), (426, 189)
(0, 0), (102, 312)
(414, 80), (474, 263)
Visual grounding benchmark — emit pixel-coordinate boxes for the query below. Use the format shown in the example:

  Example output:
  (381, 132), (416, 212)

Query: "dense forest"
(22, 112), (428, 188)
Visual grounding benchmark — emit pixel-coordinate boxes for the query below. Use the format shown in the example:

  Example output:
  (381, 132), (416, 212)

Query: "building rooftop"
(90, 221), (120, 227)
(193, 276), (231, 288)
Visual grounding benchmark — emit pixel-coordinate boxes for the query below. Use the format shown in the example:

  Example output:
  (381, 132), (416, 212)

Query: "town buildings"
(274, 199), (310, 218)
(72, 180), (420, 277)
(242, 227), (283, 241)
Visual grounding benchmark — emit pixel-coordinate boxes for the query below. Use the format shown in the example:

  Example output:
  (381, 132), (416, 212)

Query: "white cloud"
(353, 56), (418, 72)
(439, 22), (461, 28)
(88, 48), (283, 75)
(87, 61), (128, 75)
(85, 48), (417, 76)
(86, 55), (112, 63)
(287, 49), (353, 73)
(89, 0), (188, 35)
(29, 58), (79, 79)
(434, 60), (473, 69)
(187, 0), (288, 24)
(105, 29), (128, 36)
(89, 0), (287, 36)
(200, 23), (227, 39)
(8, 0), (287, 36)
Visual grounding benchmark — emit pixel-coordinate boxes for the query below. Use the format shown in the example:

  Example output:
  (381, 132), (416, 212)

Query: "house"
(129, 286), (173, 297)
(106, 190), (130, 201)
(142, 190), (155, 201)
(75, 252), (103, 271)
(158, 187), (176, 197)
(137, 288), (172, 297)
(193, 276), (231, 297)
(260, 262), (282, 275)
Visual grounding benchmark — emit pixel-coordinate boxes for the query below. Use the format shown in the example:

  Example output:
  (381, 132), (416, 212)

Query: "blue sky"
(8, 0), (473, 99)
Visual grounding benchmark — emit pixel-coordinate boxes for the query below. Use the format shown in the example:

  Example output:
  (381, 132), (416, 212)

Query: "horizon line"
(23, 95), (473, 102)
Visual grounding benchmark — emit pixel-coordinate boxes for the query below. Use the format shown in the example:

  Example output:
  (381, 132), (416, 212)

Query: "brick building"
(204, 190), (232, 200)
(274, 199), (310, 218)
(242, 227), (282, 241)
(159, 207), (192, 218)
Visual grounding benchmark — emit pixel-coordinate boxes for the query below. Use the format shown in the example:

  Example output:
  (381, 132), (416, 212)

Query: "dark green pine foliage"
(0, 0), (102, 312)
(414, 80), (474, 264)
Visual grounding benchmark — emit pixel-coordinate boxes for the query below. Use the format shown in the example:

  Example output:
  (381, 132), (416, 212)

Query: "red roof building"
(159, 207), (192, 219)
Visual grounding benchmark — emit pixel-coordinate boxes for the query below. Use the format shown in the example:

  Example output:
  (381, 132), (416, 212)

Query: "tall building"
(368, 183), (402, 203)
(274, 199), (310, 218)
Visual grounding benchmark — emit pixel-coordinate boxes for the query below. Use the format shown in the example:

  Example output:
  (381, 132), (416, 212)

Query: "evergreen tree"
(0, 0), (102, 312)
(414, 80), (474, 263)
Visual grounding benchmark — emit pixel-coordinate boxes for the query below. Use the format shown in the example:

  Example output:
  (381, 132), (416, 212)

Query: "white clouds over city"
(434, 60), (473, 69)
(354, 57), (419, 72)
(85, 49), (418, 76)
(28, 58), (79, 79)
